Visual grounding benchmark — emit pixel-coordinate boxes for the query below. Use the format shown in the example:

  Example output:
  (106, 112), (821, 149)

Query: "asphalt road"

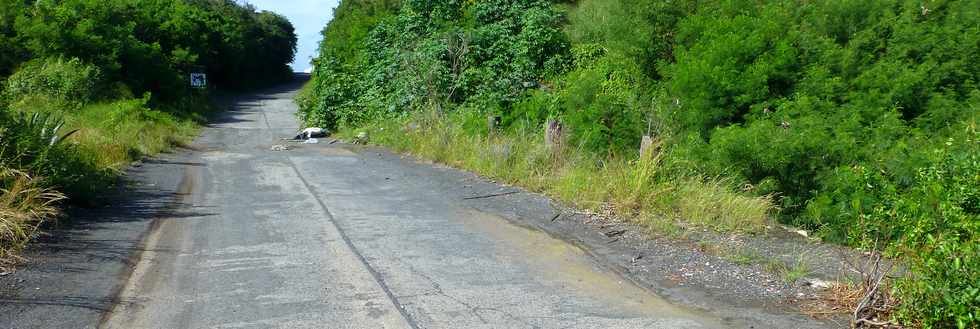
(8, 77), (831, 329)
(87, 80), (734, 329)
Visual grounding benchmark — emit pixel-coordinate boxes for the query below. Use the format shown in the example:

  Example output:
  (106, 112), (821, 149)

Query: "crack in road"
(286, 158), (421, 329)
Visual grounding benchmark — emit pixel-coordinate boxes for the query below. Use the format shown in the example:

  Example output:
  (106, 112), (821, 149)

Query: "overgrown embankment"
(299, 0), (978, 327)
(0, 0), (296, 270)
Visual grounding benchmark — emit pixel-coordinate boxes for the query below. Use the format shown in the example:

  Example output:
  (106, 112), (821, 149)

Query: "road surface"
(93, 79), (731, 328)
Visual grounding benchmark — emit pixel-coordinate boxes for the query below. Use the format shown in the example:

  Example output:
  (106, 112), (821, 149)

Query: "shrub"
(301, 0), (569, 129)
(0, 111), (111, 200)
(3, 57), (102, 107)
(887, 136), (979, 328)
(0, 0), (26, 78)
(556, 51), (647, 155)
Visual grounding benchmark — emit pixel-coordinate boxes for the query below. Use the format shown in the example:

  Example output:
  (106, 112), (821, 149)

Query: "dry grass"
(800, 251), (900, 328)
(802, 280), (900, 328)
(341, 111), (774, 235)
(801, 281), (864, 319)
(0, 169), (65, 271)
(672, 177), (772, 232)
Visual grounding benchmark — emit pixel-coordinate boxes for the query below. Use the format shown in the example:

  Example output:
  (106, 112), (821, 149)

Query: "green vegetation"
(0, 0), (296, 268)
(341, 110), (772, 233)
(302, 0), (979, 326)
(769, 253), (814, 284)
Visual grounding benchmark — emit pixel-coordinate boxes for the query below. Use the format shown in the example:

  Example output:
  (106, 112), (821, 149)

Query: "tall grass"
(341, 111), (772, 234)
(63, 99), (200, 170)
(0, 169), (64, 270)
(10, 95), (202, 171)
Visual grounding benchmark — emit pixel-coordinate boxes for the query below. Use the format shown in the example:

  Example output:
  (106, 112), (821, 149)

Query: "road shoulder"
(0, 150), (196, 329)
(342, 143), (842, 328)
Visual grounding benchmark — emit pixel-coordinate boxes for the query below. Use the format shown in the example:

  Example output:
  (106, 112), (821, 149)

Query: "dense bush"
(885, 130), (979, 328)
(2, 0), (297, 97)
(300, 0), (568, 129)
(0, 1), (25, 78)
(677, 1), (980, 224)
(3, 58), (102, 108)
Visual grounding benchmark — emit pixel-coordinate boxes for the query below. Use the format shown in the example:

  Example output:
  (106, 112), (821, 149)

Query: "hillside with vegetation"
(1, 0), (295, 269)
(298, 0), (979, 327)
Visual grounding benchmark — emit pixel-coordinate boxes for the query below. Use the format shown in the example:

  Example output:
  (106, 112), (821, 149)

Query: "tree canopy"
(1, 0), (297, 96)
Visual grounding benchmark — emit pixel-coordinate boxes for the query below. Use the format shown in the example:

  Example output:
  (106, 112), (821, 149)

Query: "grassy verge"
(336, 109), (978, 327)
(0, 95), (207, 267)
(338, 110), (774, 235)
(11, 95), (204, 170)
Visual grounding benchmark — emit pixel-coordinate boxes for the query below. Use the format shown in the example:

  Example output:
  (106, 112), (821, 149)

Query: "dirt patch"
(460, 208), (722, 322)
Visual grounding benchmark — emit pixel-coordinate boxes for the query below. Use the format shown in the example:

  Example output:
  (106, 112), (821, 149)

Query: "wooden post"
(545, 119), (563, 156)
(639, 135), (654, 161)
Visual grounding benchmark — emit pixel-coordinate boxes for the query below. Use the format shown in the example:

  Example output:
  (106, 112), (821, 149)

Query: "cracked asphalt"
(93, 78), (732, 329)
(5, 76), (843, 329)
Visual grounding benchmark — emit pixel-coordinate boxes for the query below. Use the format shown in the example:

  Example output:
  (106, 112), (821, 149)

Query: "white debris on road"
(294, 127), (328, 140)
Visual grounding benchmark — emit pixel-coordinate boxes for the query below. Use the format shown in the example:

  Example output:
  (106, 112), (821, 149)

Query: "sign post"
(189, 66), (207, 89)
(190, 73), (207, 88)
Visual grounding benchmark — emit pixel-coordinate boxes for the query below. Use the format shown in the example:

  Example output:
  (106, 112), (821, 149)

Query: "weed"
(800, 281), (863, 320)
(637, 212), (681, 237)
(765, 253), (813, 284)
(671, 177), (772, 232)
(0, 169), (64, 270)
(723, 249), (764, 266)
(764, 258), (787, 275)
(784, 257), (813, 284)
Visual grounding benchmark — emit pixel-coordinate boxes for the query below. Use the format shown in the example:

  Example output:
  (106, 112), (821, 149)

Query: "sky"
(239, 0), (341, 72)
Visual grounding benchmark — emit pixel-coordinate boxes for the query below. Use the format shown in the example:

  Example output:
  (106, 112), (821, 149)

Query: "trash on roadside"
(304, 138), (319, 144)
(270, 144), (291, 151)
(353, 131), (369, 144)
(294, 127), (328, 140)
(802, 278), (834, 290)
